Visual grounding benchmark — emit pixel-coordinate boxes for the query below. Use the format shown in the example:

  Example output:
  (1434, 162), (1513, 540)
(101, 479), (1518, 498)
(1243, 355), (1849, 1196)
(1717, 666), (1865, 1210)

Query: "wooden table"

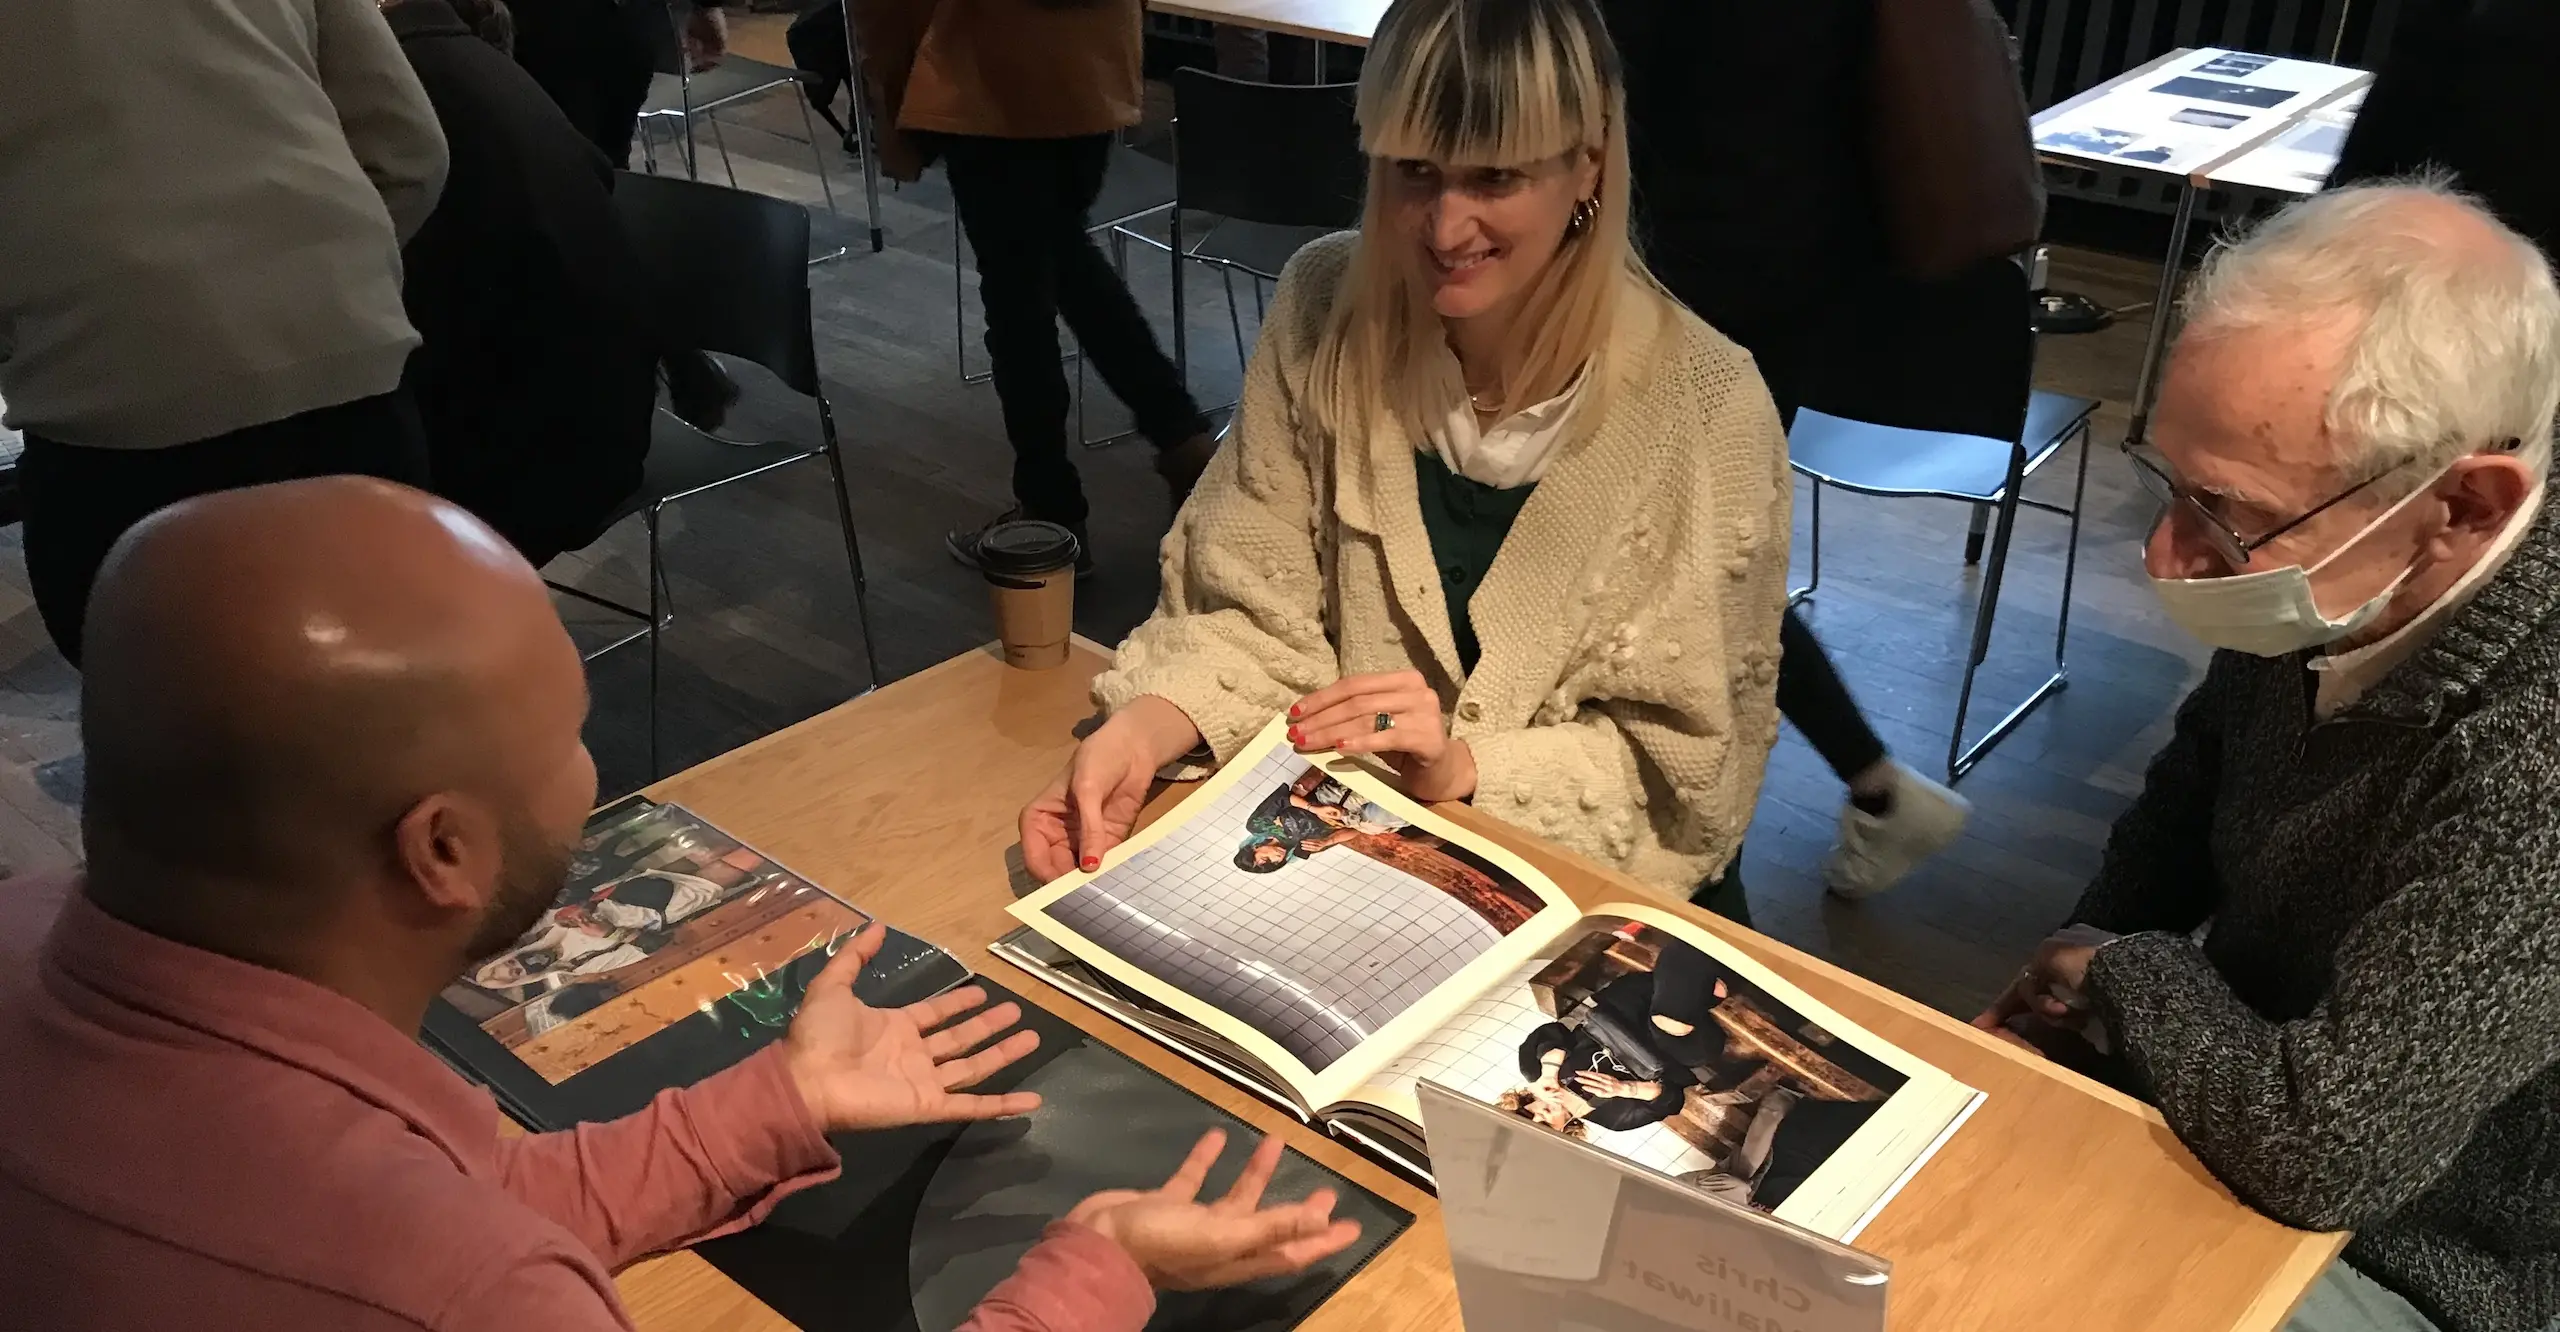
(1147, 0), (1385, 49)
(614, 641), (2343, 1331)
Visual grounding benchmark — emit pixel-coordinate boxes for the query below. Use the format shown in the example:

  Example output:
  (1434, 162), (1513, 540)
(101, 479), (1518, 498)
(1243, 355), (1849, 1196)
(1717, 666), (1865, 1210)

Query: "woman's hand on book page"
(1022, 697), (1202, 880)
(783, 923), (1044, 1132)
(1287, 672), (1479, 802)
(1067, 1129), (1363, 1292)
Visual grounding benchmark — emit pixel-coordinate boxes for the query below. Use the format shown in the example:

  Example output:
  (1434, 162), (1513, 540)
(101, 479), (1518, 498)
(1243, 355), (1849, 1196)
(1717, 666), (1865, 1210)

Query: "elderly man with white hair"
(1978, 181), (2560, 1332)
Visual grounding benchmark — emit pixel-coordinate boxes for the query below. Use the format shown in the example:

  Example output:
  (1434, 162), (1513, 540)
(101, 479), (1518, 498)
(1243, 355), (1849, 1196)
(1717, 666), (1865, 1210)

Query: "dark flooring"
(0, 86), (2206, 1021)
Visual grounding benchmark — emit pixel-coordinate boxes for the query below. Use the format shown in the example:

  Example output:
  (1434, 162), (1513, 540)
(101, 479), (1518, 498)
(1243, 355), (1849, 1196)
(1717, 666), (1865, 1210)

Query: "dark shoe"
(947, 507), (1094, 579)
(1156, 432), (1220, 507)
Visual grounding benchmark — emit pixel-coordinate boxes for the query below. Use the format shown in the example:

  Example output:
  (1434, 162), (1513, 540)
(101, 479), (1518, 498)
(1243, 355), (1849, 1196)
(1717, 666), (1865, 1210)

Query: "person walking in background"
(849, 0), (1219, 575)
(2328, 0), (2559, 264)
(511, 0), (731, 167)
(387, 0), (735, 567)
(0, 0), (449, 665)
(1599, 0), (2042, 899)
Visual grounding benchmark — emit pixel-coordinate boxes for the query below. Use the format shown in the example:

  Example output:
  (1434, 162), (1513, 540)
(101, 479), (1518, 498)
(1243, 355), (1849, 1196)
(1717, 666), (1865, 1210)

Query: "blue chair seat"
(1788, 391), (2102, 501)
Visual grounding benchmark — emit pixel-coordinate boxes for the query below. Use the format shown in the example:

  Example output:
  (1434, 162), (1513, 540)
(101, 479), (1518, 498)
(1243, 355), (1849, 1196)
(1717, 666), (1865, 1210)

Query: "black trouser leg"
(513, 0), (655, 166)
(20, 390), (430, 666)
(1676, 296), (1896, 790)
(944, 134), (1092, 526)
(1046, 135), (1211, 452)
(1689, 849), (1752, 927)
(1778, 607), (1889, 785)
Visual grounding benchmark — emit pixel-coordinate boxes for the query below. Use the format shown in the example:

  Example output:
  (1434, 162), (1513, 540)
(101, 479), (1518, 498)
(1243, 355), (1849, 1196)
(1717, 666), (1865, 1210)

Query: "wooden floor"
(0, 40), (2206, 1020)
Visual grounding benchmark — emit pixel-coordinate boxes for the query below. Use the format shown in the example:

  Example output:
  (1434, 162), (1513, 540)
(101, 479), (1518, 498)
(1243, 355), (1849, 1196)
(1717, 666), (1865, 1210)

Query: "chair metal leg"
(1963, 503), (1990, 565)
(1946, 448), (2067, 782)
(1220, 267), (1248, 376)
(1788, 479), (1823, 606)
(793, 92), (840, 216)
(706, 112), (739, 188)
(644, 503), (664, 781)
(1170, 206), (1188, 389)
(839, 1), (883, 252)
(2051, 421), (2095, 668)
(817, 400), (883, 689)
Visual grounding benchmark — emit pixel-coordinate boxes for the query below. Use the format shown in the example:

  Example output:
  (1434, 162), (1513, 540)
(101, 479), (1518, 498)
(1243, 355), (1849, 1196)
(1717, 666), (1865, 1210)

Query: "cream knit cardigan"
(1095, 234), (1792, 900)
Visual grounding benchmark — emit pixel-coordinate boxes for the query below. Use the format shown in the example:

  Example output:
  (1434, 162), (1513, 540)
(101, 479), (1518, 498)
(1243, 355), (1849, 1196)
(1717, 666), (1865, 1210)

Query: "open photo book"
(1000, 718), (1984, 1242)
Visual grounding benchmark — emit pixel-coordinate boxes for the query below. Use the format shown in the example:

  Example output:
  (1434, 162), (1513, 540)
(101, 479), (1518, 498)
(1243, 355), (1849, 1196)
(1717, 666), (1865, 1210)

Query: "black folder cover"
(430, 962), (1413, 1330)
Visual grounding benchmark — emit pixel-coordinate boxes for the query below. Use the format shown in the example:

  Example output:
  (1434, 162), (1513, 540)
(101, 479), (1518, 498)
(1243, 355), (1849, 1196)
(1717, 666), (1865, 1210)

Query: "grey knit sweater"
(2072, 506), (2560, 1332)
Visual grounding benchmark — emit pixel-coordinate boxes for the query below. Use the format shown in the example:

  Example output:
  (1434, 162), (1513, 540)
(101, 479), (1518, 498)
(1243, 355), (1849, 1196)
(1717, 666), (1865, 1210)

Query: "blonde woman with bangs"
(1019, 0), (1793, 919)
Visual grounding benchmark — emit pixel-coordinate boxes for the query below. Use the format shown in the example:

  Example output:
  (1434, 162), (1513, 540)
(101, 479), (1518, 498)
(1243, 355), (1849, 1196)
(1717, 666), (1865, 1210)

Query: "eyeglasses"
(2124, 443), (2400, 569)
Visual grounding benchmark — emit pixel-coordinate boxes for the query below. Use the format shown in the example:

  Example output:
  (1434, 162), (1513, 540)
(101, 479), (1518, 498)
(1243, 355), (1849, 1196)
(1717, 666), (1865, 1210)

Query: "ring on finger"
(1373, 712), (1396, 732)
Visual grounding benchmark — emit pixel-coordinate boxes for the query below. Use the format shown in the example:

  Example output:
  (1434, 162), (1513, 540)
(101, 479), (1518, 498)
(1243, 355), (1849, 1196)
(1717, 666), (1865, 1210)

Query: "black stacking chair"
(552, 171), (880, 778)
(1786, 256), (2099, 783)
(634, 0), (857, 250)
(1167, 70), (1365, 380)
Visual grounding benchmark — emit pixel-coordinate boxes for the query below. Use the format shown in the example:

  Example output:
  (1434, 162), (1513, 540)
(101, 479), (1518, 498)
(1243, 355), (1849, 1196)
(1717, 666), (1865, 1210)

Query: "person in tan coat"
(850, 0), (1216, 573)
(1017, 0), (1793, 918)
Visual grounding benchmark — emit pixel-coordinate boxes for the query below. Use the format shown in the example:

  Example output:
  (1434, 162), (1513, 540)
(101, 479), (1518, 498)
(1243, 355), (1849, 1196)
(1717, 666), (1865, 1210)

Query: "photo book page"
(1007, 718), (1980, 1240)
(1010, 716), (1584, 1112)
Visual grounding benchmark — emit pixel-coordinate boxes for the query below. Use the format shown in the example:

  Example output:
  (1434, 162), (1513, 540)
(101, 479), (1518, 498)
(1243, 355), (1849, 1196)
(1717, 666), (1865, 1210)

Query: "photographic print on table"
(2036, 125), (2139, 157)
(2196, 51), (2275, 77)
(1038, 738), (1565, 1078)
(2152, 75), (2300, 110)
(2169, 105), (2250, 131)
(437, 800), (871, 1083)
(1367, 918), (1906, 1214)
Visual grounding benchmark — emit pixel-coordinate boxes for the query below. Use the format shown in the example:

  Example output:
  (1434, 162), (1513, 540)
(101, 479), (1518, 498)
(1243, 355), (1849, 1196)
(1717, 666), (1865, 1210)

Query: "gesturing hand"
(1288, 672), (1477, 803)
(1067, 1130), (1363, 1292)
(782, 924), (1043, 1134)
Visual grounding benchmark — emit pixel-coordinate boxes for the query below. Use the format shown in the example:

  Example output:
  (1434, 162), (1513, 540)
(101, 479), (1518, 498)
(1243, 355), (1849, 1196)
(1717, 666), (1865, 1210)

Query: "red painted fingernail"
(1081, 857), (1099, 872)
(1288, 704), (1302, 719)
(1287, 727), (1304, 744)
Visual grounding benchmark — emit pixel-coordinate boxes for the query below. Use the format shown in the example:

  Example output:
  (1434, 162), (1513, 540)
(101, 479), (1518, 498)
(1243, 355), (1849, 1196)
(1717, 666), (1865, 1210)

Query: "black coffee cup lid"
(978, 520), (1080, 576)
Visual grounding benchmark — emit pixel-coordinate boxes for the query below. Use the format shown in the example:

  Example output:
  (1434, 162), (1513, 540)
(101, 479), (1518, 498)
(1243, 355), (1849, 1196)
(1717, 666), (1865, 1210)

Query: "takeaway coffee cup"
(979, 520), (1079, 669)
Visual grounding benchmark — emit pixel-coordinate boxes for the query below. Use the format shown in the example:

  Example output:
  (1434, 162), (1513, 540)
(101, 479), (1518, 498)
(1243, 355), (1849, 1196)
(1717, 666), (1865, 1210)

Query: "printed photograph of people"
(1491, 924), (1907, 1213)
(439, 802), (868, 1067)
(1039, 746), (1564, 1076)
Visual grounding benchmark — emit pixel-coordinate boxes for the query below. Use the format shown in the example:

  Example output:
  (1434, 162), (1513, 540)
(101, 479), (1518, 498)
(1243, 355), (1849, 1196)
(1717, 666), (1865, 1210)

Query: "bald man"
(0, 478), (1358, 1331)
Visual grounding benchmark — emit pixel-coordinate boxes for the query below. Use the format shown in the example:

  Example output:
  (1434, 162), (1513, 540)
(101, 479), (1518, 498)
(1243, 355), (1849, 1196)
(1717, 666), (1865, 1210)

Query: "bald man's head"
(79, 479), (597, 996)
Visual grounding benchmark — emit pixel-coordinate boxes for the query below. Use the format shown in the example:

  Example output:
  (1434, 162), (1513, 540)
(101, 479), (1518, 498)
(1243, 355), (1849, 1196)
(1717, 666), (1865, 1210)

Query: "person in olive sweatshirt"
(0, 0), (449, 664)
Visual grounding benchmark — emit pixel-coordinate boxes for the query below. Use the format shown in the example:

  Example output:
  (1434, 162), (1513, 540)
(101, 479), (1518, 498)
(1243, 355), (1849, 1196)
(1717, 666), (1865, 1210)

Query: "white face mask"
(2148, 467), (2442, 657)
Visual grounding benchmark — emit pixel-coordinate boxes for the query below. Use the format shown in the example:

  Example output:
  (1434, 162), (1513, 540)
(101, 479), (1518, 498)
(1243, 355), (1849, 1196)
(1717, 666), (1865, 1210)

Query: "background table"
(613, 640), (2343, 1331)
(1147, 0), (1384, 51)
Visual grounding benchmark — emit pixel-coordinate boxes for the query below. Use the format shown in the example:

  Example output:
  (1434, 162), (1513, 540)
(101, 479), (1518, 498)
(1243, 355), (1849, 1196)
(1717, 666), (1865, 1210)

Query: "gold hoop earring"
(1567, 196), (1601, 238)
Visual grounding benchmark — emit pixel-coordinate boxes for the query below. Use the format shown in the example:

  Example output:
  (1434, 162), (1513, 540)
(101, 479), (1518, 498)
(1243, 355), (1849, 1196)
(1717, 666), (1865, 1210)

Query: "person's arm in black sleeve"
(2085, 744), (2560, 1231)
(1519, 1024), (1573, 1081)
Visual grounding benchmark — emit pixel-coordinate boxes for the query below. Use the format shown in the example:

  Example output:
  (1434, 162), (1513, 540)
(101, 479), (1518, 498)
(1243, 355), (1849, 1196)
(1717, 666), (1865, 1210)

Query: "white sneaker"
(1823, 761), (1970, 899)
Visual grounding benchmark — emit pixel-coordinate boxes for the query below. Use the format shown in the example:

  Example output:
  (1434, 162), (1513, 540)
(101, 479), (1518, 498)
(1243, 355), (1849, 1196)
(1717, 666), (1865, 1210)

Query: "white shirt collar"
(1423, 345), (1589, 489)
(2311, 485), (2546, 719)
